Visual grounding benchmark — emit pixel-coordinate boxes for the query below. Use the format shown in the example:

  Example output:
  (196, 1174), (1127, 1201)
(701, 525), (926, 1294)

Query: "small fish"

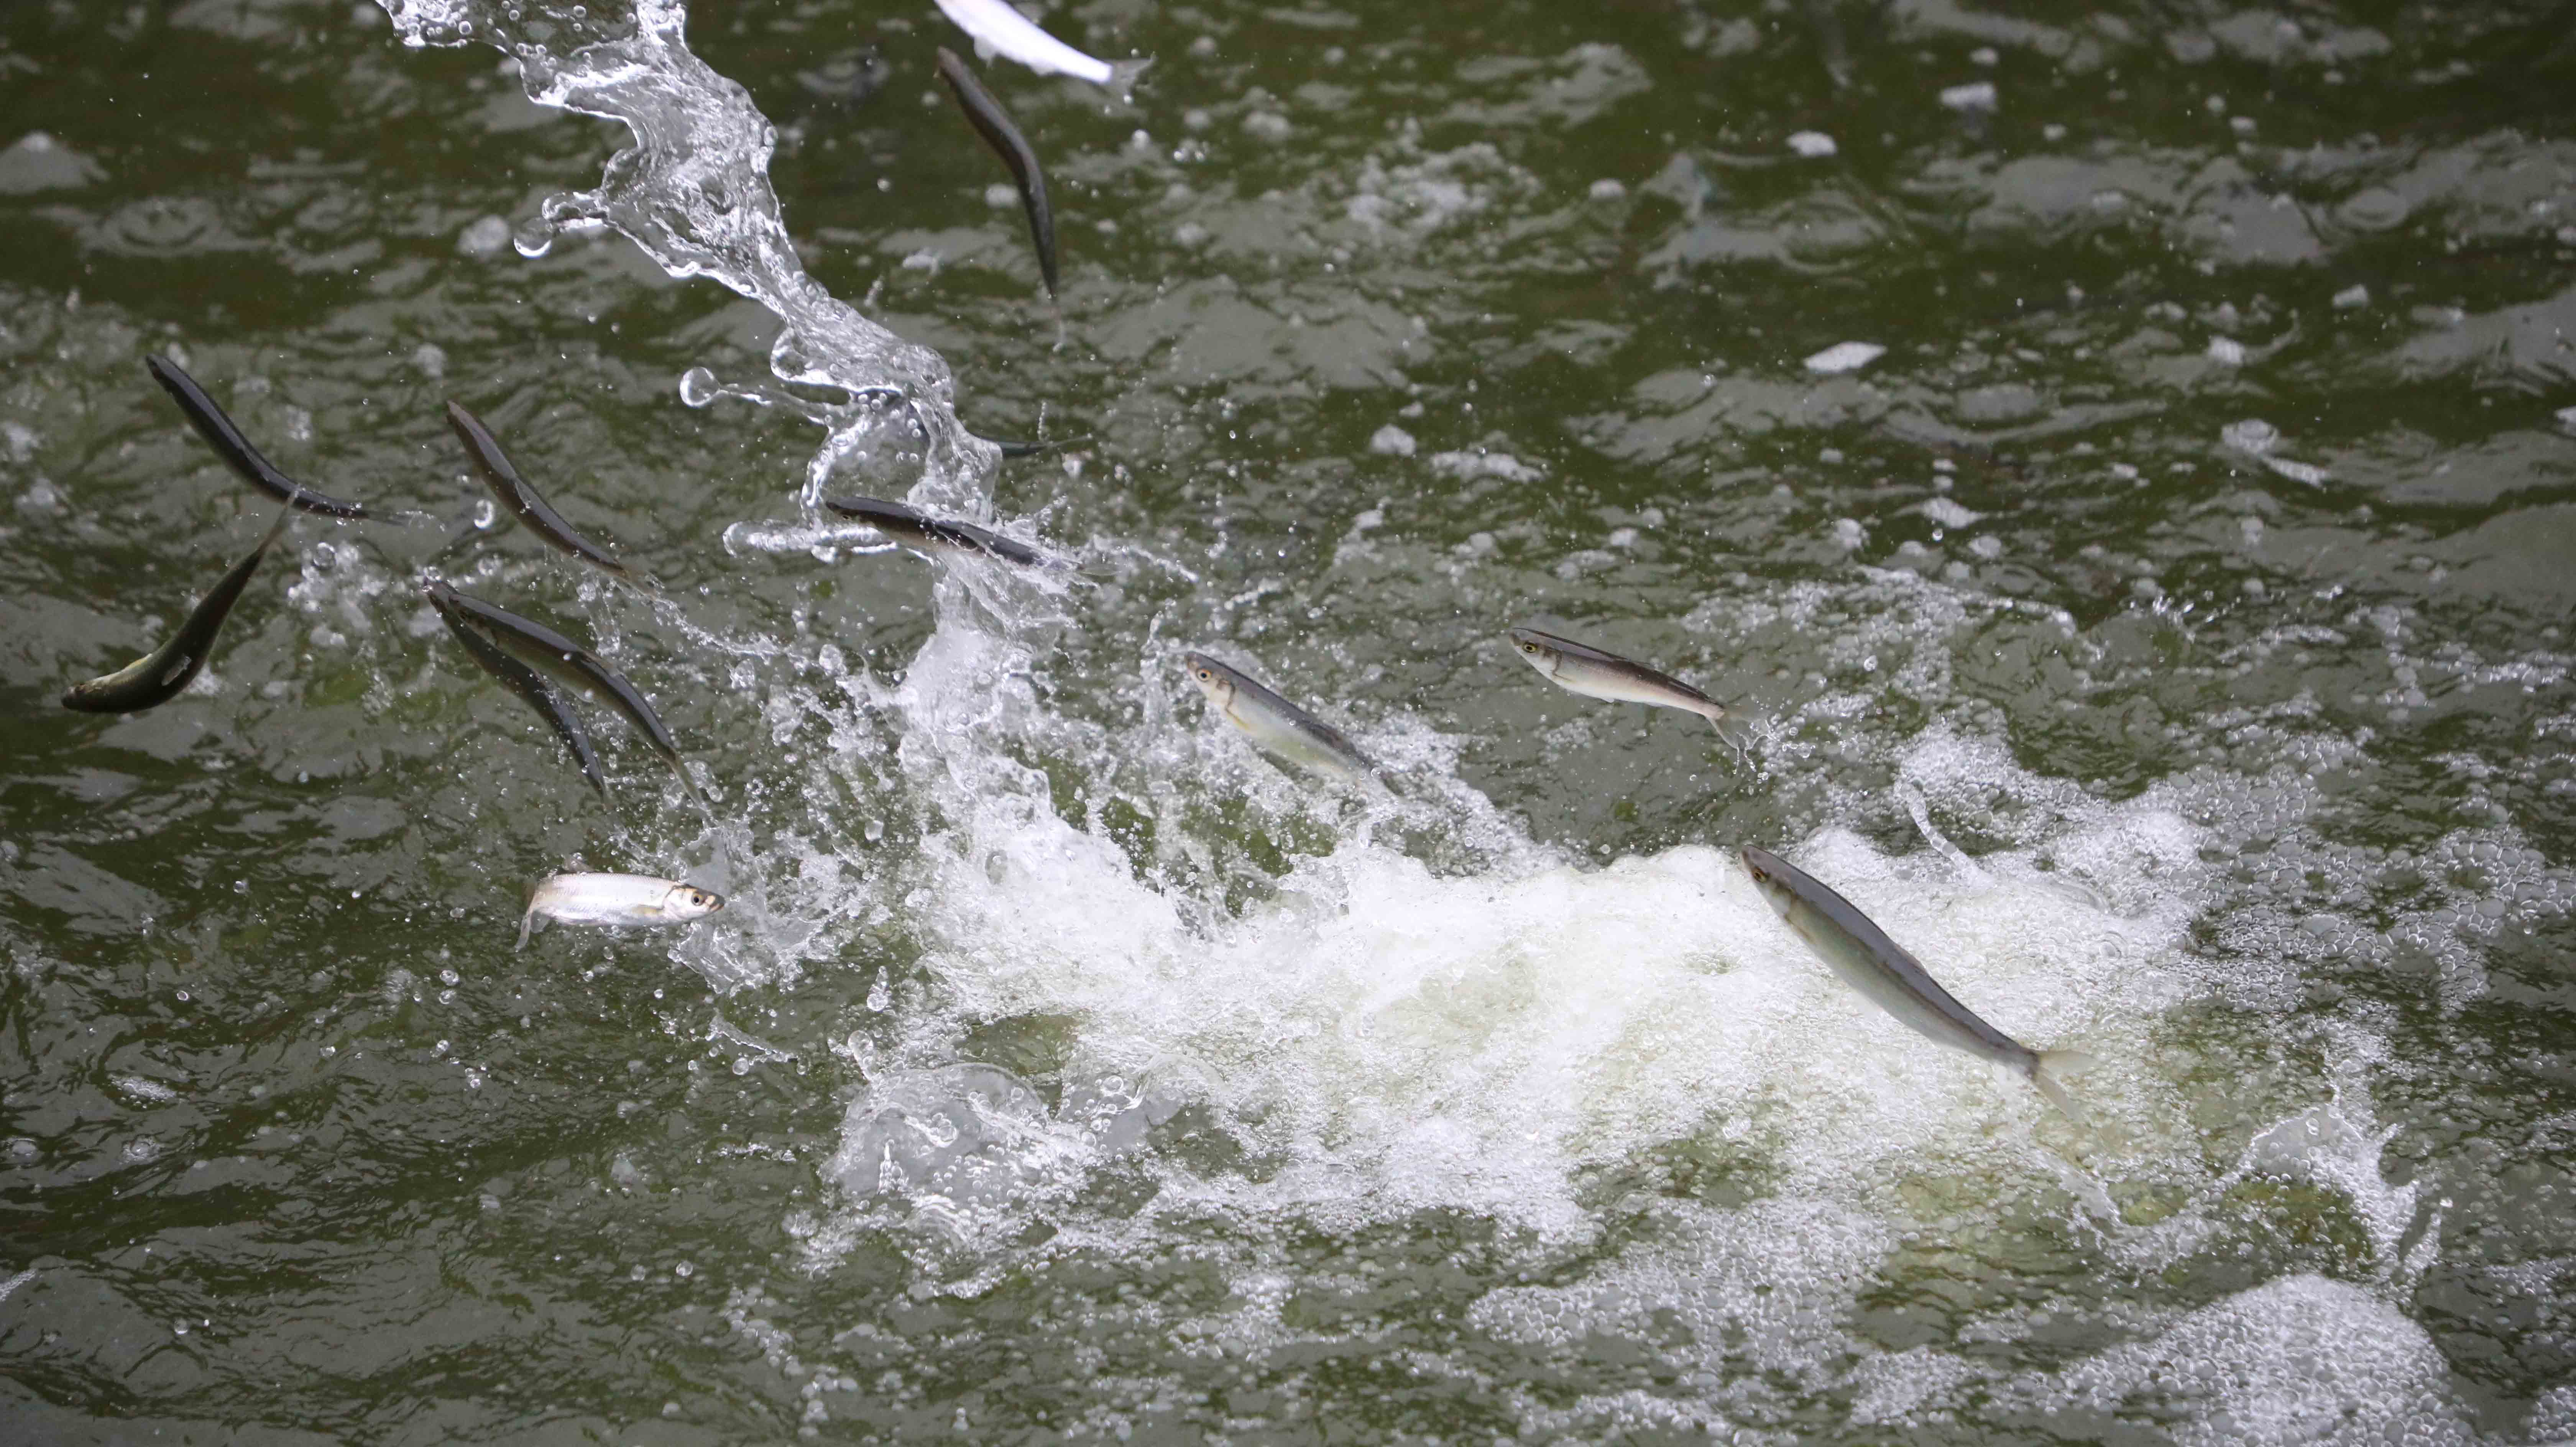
(1181, 651), (1380, 786)
(980, 431), (1089, 458)
(822, 494), (1049, 567)
(936, 48), (1058, 300)
(445, 401), (632, 578)
(931, 0), (1150, 90)
(423, 580), (609, 801)
(1508, 626), (1730, 730)
(145, 355), (370, 520)
(424, 582), (702, 801)
(63, 506), (291, 714)
(794, 46), (890, 108)
(1738, 846), (2090, 1121)
(519, 873), (724, 949)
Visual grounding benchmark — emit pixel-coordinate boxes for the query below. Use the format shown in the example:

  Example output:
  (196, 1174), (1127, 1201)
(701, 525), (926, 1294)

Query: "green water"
(4, 0), (2575, 1442)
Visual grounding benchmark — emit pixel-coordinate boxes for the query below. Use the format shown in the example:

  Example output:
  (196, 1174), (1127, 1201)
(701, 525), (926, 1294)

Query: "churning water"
(3, 0), (2574, 1440)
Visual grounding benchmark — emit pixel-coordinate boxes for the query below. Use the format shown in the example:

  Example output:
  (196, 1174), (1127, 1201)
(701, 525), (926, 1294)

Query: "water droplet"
(679, 367), (719, 407)
(511, 217), (555, 258)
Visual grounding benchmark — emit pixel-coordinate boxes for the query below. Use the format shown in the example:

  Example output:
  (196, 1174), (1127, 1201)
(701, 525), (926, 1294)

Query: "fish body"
(423, 581), (609, 801)
(822, 495), (1047, 568)
(982, 432), (1088, 458)
(1508, 626), (1728, 728)
(936, 48), (1058, 300)
(519, 873), (724, 949)
(444, 401), (631, 577)
(424, 582), (700, 799)
(145, 355), (370, 520)
(931, 0), (1140, 87)
(1738, 846), (2086, 1119)
(1181, 651), (1379, 786)
(63, 506), (292, 714)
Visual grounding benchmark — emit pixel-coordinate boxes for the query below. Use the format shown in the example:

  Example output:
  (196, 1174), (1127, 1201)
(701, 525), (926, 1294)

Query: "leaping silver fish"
(1181, 651), (1380, 788)
(1740, 845), (2090, 1120)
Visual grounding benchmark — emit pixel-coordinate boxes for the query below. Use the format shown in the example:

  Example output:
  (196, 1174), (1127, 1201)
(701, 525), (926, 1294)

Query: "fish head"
(1739, 847), (1796, 920)
(1506, 627), (1564, 680)
(661, 884), (726, 923)
(1181, 651), (1237, 711)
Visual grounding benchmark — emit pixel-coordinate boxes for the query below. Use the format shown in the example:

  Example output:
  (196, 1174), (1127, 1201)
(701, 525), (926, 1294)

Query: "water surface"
(3, 0), (2575, 1441)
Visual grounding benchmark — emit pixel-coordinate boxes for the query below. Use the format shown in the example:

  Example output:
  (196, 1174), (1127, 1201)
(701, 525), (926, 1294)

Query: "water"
(3, 0), (2574, 1440)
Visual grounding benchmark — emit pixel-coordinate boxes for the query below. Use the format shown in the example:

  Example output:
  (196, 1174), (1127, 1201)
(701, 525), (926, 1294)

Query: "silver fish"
(1507, 626), (1730, 730)
(519, 873), (724, 949)
(1181, 651), (1379, 787)
(1739, 846), (2089, 1120)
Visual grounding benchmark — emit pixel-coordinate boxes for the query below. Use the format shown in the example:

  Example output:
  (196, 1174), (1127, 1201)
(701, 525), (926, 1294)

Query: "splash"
(377, 0), (996, 509)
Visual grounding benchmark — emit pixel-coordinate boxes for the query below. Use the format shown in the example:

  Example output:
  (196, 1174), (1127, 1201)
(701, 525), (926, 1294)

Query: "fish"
(422, 579), (610, 801)
(1181, 651), (1380, 787)
(62, 505), (291, 714)
(936, 47), (1058, 301)
(1738, 845), (2090, 1121)
(930, 0), (1150, 90)
(444, 400), (631, 578)
(1507, 626), (1731, 730)
(145, 355), (370, 520)
(422, 581), (703, 801)
(519, 873), (724, 949)
(983, 432), (1089, 459)
(821, 494), (1050, 567)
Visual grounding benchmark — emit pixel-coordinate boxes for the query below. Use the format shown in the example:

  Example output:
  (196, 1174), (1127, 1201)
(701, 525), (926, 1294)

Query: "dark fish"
(445, 401), (631, 578)
(822, 494), (1048, 568)
(1739, 846), (2090, 1120)
(982, 433), (1090, 458)
(935, 47), (1058, 300)
(423, 580), (609, 801)
(423, 581), (702, 801)
(145, 355), (370, 520)
(63, 506), (291, 714)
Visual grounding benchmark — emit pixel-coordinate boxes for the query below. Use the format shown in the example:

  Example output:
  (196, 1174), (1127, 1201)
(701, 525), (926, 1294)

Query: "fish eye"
(1517, 640), (1539, 653)
(1194, 667), (1212, 681)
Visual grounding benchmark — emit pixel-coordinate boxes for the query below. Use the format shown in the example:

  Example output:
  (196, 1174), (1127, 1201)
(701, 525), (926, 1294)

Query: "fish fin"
(2032, 1050), (2093, 1124)
(1107, 55), (1154, 99)
(518, 904), (537, 951)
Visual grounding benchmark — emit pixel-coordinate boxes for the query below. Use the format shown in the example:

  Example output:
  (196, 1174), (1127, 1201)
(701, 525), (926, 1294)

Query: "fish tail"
(1108, 56), (1154, 98)
(254, 498), (296, 552)
(2032, 1050), (2094, 1124)
(1707, 709), (1755, 767)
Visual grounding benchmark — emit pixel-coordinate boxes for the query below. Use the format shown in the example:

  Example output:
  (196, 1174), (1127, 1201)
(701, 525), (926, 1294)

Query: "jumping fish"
(519, 873), (724, 949)
(444, 401), (631, 578)
(424, 582), (702, 801)
(936, 47), (1058, 301)
(930, 0), (1149, 90)
(423, 580), (609, 801)
(822, 494), (1050, 568)
(1738, 845), (2090, 1120)
(982, 432), (1089, 459)
(145, 355), (370, 520)
(1181, 651), (1380, 786)
(62, 506), (291, 714)
(1508, 626), (1731, 730)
